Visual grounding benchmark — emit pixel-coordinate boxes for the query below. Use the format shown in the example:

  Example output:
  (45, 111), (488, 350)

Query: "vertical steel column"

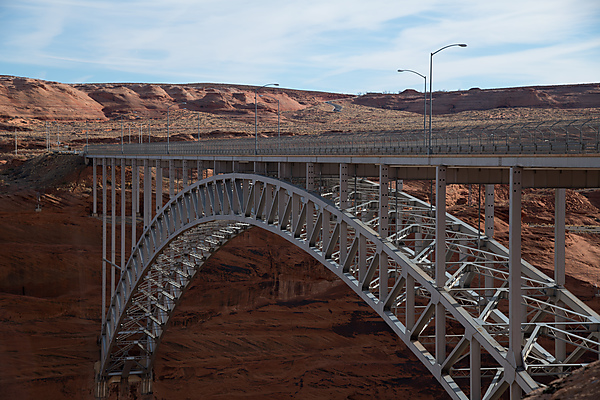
(379, 165), (389, 301)
(340, 220), (348, 263)
(121, 158), (126, 272)
(265, 182), (273, 220)
(485, 184), (495, 299)
(509, 167), (523, 400)
(101, 159), (107, 325)
(554, 188), (566, 286)
(485, 184), (495, 238)
(555, 188), (566, 362)
(169, 160), (175, 199)
(156, 160), (162, 213)
(359, 234), (367, 284)
(435, 165), (447, 364)
(131, 159), (137, 251)
(322, 208), (331, 252)
(182, 160), (188, 186)
(92, 158), (98, 216)
(306, 162), (315, 191)
(406, 274), (415, 331)
(379, 165), (389, 237)
(278, 186), (286, 226)
(252, 179), (259, 217)
(470, 337), (481, 400)
(306, 200), (314, 241)
(135, 159), (140, 216)
(241, 178), (249, 215)
(143, 160), (150, 229)
(111, 158), (116, 297)
(340, 163), (349, 263)
(415, 215), (423, 255)
(395, 178), (402, 244)
(340, 163), (349, 209)
(292, 193), (300, 231)
(278, 162), (291, 181)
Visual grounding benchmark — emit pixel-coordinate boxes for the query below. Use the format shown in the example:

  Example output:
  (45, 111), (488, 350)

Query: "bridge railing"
(84, 118), (600, 156)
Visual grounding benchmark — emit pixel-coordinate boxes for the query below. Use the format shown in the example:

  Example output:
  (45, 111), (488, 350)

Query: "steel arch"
(96, 173), (600, 400)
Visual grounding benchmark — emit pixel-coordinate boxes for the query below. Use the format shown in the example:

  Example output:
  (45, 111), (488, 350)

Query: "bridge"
(86, 119), (600, 400)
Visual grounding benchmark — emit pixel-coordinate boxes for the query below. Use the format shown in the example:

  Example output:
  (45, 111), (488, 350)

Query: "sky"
(1, 0), (599, 94)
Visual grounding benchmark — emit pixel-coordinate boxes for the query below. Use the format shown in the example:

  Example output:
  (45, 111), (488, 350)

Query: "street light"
(255, 83), (279, 154)
(429, 43), (467, 154)
(167, 101), (187, 153)
(259, 94), (280, 153)
(120, 114), (124, 153)
(398, 69), (427, 149)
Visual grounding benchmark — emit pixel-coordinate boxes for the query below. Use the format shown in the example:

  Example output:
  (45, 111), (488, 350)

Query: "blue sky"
(1, 0), (599, 94)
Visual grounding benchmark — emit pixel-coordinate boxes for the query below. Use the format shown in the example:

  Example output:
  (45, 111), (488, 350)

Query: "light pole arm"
(398, 69), (425, 79)
(398, 69), (427, 149)
(431, 43), (467, 56)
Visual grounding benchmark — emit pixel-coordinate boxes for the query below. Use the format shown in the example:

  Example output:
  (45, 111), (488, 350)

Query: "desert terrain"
(1, 76), (600, 399)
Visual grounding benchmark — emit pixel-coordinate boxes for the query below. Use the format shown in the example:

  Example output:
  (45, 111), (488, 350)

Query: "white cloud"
(0, 0), (598, 92)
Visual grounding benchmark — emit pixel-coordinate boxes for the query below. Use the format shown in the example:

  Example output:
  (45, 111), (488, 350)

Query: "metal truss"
(96, 173), (600, 400)
(97, 219), (249, 391)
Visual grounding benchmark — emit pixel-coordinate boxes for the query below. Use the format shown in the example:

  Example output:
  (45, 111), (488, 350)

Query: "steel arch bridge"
(92, 170), (600, 400)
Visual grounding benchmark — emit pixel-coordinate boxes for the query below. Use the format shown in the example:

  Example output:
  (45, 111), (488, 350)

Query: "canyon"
(1, 77), (600, 399)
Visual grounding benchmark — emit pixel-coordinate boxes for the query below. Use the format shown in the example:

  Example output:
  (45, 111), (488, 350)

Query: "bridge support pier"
(340, 163), (349, 209)
(92, 158), (98, 216)
(509, 167), (523, 400)
(141, 372), (153, 395)
(156, 160), (163, 212)
(471, 337), (481, 400)
(169, 160), (174, 199)
(435, 166), (447, 364)
(131, 159), (137, 252)
(306, 162), (315, 191)
(135, 160), (140, 217)
(379, 165), (389, 301)
(102, 159), (107, 325)
(485, 184), (495, 299)
(555, 188), (567, 363)
(121, 159), (126, 272)
(143, 160), (151, 229)
(111, 159), (116, 297)
(485, 184), (495, 238)
(183, 159), (188, 186)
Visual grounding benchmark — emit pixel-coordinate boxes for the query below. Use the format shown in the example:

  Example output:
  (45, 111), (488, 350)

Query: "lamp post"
(429, 43), (467, 155)
(398, 69), (427, 149)
(167, 101), (187, 153)
(255, 83), (279, 155)
(260, 94), (280, 153)
(120, 115), (124, 153)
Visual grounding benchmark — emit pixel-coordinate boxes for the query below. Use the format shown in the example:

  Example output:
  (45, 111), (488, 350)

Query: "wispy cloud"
(1, 0), (598, 92)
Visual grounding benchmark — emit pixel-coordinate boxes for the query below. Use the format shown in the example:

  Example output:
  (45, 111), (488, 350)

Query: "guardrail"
(84, 118), (600, 156)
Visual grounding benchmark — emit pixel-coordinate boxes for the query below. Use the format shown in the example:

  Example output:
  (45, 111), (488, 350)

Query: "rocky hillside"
(1, 76), (598, 126)
(0, 76), (349, 122)
(355, 83), (600, 114)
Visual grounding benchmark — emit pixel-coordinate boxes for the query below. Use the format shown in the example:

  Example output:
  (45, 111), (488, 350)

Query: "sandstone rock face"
(0, 76), (106, 121)
(354, 83), (600, 114)
(0, 76), (350, 122)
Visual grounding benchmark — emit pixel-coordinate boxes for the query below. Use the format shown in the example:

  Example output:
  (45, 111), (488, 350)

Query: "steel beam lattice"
(93, 170), (600, 400)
